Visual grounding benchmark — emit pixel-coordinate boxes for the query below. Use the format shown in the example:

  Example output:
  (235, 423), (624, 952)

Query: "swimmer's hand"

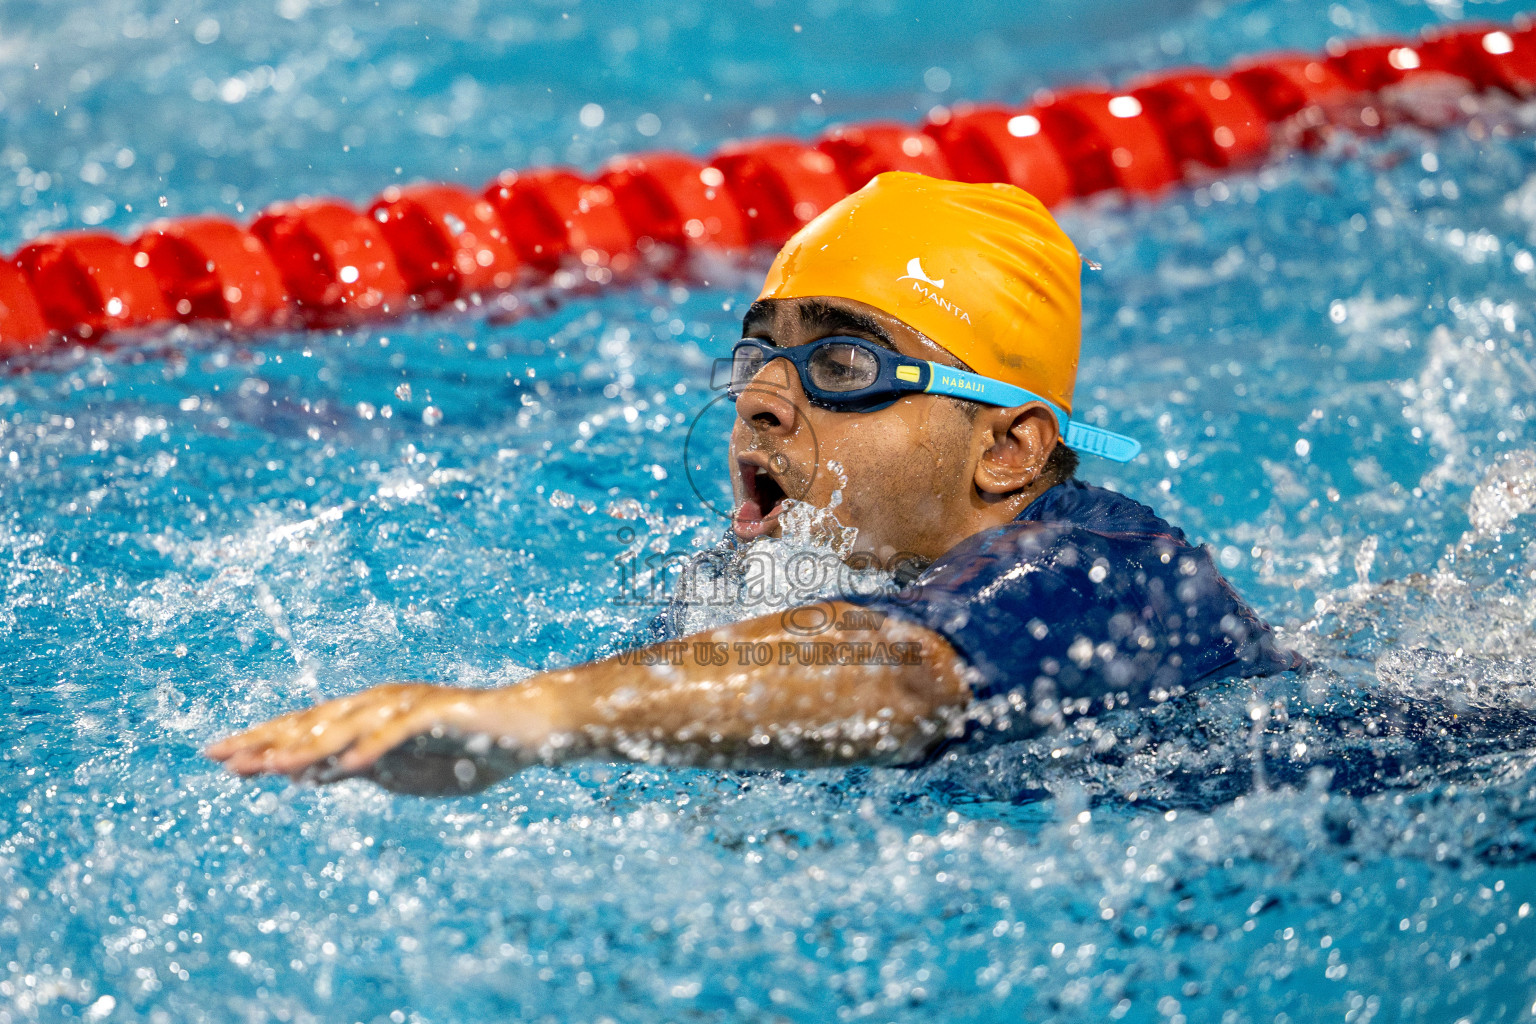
(203, 682), (554, 791)
(205, 601), (972, 790)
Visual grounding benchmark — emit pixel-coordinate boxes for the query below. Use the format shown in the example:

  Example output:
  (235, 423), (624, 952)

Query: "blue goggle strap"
(918, 362), (1143, 464)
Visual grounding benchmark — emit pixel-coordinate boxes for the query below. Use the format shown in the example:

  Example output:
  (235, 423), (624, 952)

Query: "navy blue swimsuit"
(643, 479), (1297, 752)
(844, 480), (1297, 713)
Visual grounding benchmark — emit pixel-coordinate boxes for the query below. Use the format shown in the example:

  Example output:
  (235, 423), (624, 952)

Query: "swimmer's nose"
(733, 356), (800, 435)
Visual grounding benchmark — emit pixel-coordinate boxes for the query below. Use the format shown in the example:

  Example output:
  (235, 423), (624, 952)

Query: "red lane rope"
(3, 20), (1534, 356)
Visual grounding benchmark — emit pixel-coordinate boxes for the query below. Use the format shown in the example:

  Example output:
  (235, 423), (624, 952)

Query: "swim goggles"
(716, 336), (1141, 463)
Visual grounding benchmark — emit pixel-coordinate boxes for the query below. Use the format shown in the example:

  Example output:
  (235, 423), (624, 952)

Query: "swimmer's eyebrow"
(739, 299), (897, 351)
(798, 299), (897, 350)
(740, 300), (776, 340)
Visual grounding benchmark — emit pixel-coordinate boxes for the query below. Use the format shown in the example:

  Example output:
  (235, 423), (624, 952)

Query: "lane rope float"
(2, 19), (1535, 356)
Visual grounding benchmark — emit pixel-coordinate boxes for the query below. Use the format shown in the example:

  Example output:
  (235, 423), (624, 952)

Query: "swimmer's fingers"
(205, 683), (451, 777)
(335, 693), (490, 773)
(204, 700), (360, 771)
(203, 702), (330, 760)
(258, 699), (416, 775)
(207, 697), (377, 773)
(246, 690), (437, 776)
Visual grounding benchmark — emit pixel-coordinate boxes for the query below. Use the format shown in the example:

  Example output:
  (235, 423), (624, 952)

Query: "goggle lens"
(723, 338), (891, 408)
(807, 342), (880, 393)
(728, 346), (766, 395)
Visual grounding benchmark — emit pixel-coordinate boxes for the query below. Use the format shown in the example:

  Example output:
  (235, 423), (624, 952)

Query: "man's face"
(727, 295), (981, 564)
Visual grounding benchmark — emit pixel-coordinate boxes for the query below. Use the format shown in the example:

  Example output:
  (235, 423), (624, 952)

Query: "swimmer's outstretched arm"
(204, 601), (970, 790)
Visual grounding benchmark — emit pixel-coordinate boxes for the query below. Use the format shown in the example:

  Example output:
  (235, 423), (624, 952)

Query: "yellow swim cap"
(757, 171), (1083, 413)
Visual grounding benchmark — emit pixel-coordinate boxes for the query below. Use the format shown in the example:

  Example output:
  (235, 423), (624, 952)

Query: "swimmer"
(207, 172), (1297, 792)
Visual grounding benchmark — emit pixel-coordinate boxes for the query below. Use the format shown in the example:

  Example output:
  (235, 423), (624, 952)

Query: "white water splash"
(1458, 447), (1536, 552)
(1353, 534), (1378, 586)
(670, 464), (900, 634)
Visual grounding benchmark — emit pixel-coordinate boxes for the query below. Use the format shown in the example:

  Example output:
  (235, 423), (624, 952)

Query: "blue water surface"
(4, 0), (1536, 1021)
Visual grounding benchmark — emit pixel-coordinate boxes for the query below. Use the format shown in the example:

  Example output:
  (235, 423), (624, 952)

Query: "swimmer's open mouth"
(733, 456), (788, 540)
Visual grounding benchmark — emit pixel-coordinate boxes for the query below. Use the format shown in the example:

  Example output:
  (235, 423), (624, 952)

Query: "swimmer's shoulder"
(1015, 478), (1188, 544)
(909, 481), (1176, 592)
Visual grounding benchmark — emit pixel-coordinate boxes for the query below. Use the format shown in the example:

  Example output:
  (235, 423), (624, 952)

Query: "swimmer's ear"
(972, 404), (1057, 496)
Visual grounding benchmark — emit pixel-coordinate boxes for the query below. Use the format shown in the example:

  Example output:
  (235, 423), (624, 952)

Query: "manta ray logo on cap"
(898, 257), (945, 289)
(897, 255), (972, 326)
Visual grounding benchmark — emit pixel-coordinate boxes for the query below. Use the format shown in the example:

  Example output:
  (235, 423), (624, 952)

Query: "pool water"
(5, 0), (1536, 1020)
